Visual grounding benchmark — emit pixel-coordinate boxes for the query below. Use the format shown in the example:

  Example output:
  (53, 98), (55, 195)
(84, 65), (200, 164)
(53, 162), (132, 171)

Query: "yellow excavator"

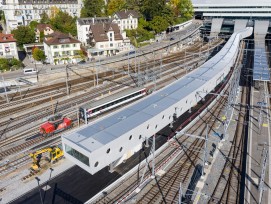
(29, 145), (64, 171)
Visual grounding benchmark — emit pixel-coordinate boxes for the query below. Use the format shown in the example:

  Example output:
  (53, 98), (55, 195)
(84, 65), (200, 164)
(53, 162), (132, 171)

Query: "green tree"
(40, 11), (50, 24)
(81, 0), (105, 17)
(11, 26), (36, 48)
(125, 0), (140, 11)
(0, 58), (10, 71)
(9, 58), (24, 68)
(140, 0), (166, 20)
(178, 0), (194, 20)
(29, 21), (38, 31)
(32, 47), (46, 62)
(107, 0), (126, 15)
(50, 11), (77, 36)
(149, 16), (169, 34)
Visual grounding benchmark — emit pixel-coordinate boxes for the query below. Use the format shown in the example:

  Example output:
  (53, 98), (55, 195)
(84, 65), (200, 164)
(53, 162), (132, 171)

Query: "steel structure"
(62, 27), (253, 175)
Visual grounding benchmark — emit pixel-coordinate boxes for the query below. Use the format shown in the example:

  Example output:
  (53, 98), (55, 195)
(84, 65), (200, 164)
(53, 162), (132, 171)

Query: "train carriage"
(79, 87), (146, 122)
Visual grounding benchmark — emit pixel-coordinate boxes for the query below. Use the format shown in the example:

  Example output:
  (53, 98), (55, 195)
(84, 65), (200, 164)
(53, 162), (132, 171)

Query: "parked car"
(170, 37), (175, 41)
(78, 60), (86, 64)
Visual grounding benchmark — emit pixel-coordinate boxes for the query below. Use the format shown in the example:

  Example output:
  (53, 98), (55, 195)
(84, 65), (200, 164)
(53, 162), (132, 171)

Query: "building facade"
(112, 10), (139, 31)
(87, 22), (129, 59)
(192, 0), (271, 19)
(2, 0), (82, 32)
(76, 17), (111, 46)
(35, 24), (54, 42)
(0, 33), (19, 59)
(43, 31), (81, 64)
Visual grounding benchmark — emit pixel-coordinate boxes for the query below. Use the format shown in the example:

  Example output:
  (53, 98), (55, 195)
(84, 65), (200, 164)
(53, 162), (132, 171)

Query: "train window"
(119, 147), (123, 152)
(94, 161), (99, 167)
(155, 125), (158, 129)
(129, 135), (133, 140)
(162, 115), (164, 119)
(169, 116), (171, 120)
(147, 125), (149, 129)
(186, 100), (188, 104)
(106, 148), (110, 154)
(139, 135), (142, 139)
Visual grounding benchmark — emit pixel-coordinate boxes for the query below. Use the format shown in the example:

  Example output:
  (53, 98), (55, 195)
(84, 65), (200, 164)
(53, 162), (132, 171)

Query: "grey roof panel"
(91, 131), (118, 144)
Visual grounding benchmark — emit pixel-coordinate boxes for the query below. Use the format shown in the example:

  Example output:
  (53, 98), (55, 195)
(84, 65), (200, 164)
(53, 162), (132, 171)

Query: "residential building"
(35, 24), (54, 42)
(2, 0), (83, 32)
(88, 22), (128, 58)
(76, 17), (111, 46)
(112, 10), (140, 31)
(43, 31), (81, 64)
(0, 33), (19, 59)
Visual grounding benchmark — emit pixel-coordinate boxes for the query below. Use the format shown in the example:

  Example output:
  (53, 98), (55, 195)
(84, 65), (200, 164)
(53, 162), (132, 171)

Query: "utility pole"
(65, 65), (69, 95)
(1, 76), (9, 103)
(258, 143), (268, 204)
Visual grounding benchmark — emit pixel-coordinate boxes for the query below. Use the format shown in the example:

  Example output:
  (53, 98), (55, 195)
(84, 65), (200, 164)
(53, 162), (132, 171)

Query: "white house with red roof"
(0, 33), (18, 59)
(43, 31), (82, 65)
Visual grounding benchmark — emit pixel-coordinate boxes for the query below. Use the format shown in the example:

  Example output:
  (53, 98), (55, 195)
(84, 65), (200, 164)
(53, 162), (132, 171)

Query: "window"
(129, 135), (132, 140)
(73, 44), (76, 47)
(106, 148), (110, 153)
(110, 33), (112, 37)
(61, 45), (65, 48)
(119, 147), (123, 152)
(65, 144), (89, 166)
(53, 45), (58, 49)
(66, 44), (70, 48)
(110, 43), (113, 47)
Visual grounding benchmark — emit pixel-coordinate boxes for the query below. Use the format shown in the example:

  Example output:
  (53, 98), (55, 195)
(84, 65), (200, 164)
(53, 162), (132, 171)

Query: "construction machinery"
(40, 113), (72, 136)
(29, 145), (64, 171)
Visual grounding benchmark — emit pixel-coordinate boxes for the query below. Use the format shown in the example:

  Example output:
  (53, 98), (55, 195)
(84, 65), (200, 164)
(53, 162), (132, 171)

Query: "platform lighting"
(35, 177), (44, 204)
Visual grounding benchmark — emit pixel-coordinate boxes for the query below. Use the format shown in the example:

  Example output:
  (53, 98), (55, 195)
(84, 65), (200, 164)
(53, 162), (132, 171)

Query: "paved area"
(245, 81), (271, 204)
(194, 85), (240, 203)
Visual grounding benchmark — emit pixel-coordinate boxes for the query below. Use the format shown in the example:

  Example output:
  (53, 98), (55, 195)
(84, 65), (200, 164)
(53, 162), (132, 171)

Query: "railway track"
(0, 39), (224, 176)
(0, 40), (222, 140)
(91, 62), (232, 203)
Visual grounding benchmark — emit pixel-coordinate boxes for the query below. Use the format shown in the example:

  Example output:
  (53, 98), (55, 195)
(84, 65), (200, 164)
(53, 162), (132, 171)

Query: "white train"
(79, 87), (146, 122)
(62, 27), (253, 175)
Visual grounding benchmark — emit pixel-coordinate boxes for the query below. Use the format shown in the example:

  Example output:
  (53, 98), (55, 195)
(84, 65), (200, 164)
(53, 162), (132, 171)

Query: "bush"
(0, 58), (24, 71)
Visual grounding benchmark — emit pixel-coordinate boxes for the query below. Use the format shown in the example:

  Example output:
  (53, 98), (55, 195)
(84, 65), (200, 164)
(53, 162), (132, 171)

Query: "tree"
(149, 16), (169, 34)
(81, 0), (105, 17)
(178, 0), (194, 20)
(125, 0), (140, 11)
(29, 21), (38, 31)
(140, 0), (166, 20)
(11, 26), (36, 48)
(169, 0), (181, 16)
(40, 11), (50, 24)
(32, 47), (46, 62)
(50, 6), (60, 18)
(107, 0), (126, 15)
(50, 11), (77, 36)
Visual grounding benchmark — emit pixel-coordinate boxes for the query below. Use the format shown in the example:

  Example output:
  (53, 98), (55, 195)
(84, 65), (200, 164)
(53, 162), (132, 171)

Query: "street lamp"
(35, 177), (44, 204)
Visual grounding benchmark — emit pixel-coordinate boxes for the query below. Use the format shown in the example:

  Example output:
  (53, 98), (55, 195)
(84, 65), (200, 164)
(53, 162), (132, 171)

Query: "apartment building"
(2, 0), (82, 32)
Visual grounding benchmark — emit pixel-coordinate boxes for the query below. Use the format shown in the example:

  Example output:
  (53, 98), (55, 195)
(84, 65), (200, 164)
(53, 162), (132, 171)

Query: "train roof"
(80, 87), (145, 110)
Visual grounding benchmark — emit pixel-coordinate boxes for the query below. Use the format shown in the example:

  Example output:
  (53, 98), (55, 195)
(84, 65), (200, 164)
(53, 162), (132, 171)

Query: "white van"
(23, 68), (37, 74)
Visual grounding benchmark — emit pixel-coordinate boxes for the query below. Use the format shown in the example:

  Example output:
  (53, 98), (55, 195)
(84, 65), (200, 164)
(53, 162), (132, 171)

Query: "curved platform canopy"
(62, 27), (253, 175)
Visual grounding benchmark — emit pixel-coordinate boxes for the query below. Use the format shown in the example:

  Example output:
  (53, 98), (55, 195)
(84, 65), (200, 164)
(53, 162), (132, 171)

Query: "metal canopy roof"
(62, 27), (253, 174)
(253, 20), (270, 81)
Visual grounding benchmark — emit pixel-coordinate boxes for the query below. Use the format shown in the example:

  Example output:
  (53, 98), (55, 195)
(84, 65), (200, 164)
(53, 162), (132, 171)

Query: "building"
(112, 10), (140, 31)
(76, 17), (111, 46)
(192, 0), (271, 19)
(192, 0), (271, 35)
(43, 31), (82, 64)
(0, 33), (19, 59)
(2, 0), (83, 32)
(35, 24), (54, 42)
(87, 22), (129, 58)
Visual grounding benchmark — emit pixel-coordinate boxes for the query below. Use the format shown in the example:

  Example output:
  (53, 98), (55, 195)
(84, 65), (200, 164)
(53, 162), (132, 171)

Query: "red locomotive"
(40, 114), (72, 136)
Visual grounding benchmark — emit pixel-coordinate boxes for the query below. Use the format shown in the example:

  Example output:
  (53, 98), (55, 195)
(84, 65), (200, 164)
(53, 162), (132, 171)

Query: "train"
(79, 87), (147, 122)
